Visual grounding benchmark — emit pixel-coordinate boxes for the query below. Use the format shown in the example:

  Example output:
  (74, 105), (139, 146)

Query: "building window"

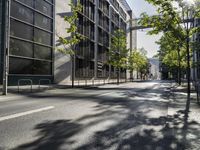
(35, 13), (52, 30)
(34, 28), (52, 45)
(10, 19), (33, 41)
(35, 0), (53, 17)
(11, 1), (33, 24)
(34, 45), (52, 60)
(9, 57), (33, 74)
(9, 0), (54, 75)
(33, 61), (52, 75)
(17, 0), (34, 7)
(10, 39), (33, 58)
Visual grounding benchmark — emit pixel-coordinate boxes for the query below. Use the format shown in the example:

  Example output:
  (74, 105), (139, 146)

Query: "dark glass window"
(34, 29), (52, 45)
(17, 0), (34, 7)
(33, 61), (52, 75)
(34, 45), (52, 60)
(35, 0), (53, 17)
(90, 43), (94, 59)
(11, 1), (33, 24)
(10, 19), (33, 40)
(9, 57), (33, 74)
(10, 38), (33, 57)
(90, 61), (94, 69)
(35, 13), (52, 30)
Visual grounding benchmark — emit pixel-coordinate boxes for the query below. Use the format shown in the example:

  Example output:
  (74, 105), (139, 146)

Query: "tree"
(156, 31), (187, 85)
(139, 0), (200, 114)
(128, 49), (149, 80)
(57, 0), (84, 88)
(109, 29), (129, 84)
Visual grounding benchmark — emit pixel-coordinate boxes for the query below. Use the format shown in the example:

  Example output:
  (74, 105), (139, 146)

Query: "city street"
(1, 0), (200, 149)
(0, 81), (199, 150)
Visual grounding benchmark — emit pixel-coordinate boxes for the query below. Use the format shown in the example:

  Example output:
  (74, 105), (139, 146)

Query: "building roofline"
(119, 0), (132, 12)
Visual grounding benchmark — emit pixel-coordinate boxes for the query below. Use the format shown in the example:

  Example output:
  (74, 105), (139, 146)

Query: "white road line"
(0, 106), (55, 122)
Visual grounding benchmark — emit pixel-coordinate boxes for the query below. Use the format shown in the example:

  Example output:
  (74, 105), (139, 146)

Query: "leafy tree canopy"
(57, 0), (84, 56)
(128, 49), (149, 73)
(109, 29), (129, 69)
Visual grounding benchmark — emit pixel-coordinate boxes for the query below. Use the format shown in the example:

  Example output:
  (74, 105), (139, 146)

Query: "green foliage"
(162, 49), (187, 68)
(156, 31), (188, 69)
(57, 0), (84, 56)
(139, 0), (200, 72)
(108, 29), (129, 69)
(139, 0), (200, 39)
(128, 49), (149, 75)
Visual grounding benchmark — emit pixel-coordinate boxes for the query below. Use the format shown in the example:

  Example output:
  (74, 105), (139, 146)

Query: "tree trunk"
(185, 13), (191, 115)
(177, 48), (181, 85)
(117, 68), (120, 85)
(71, 55), (75, 88)
(130, 70), (133, 82)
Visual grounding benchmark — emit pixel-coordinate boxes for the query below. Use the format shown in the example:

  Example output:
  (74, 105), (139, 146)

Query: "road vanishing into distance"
(0, 81), (194, 150)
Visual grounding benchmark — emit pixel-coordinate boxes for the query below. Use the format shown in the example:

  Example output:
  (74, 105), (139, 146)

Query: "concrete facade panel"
(54, 0), (72, 84)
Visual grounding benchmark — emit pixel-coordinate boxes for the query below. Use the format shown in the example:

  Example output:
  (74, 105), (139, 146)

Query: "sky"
(127, 0), (162, 58)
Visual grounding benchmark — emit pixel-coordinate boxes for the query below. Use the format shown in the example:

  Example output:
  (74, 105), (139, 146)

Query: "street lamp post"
(177, 44), (181, 85)
(186, 8), (191, 112)
(181, 0), (196, 113)
(2, 0), (10, 95)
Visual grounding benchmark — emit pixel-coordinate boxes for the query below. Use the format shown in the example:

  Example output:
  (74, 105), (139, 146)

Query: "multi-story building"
(0, 0), (5, 83)
(192, 18), (200, 83)
(148, 58), (160, 80)
(0, 0), (136, 86)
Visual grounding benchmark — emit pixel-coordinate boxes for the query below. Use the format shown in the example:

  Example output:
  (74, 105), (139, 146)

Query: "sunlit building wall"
(0, 0), (136, 85)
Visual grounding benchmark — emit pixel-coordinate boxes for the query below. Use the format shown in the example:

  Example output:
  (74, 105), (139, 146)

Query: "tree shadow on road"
(12, 120), (81, 150)
(13, 110), (200, 150)
(12, 83), (200, 150)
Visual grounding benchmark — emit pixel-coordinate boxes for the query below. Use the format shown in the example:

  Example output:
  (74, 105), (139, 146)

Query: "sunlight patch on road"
(97, 92), (114, 97)
(97, 92), (125, 98)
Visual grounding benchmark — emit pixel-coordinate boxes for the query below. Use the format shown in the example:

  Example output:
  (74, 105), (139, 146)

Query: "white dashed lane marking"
(0, 106), (55, 122)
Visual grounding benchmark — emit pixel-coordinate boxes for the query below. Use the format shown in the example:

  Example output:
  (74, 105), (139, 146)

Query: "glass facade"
(76, 0), (128, 79)
(9, 0), (54, 76)
(0, 0), (4, 83)
(0, 0), (2, 51)
(76, 0), (96, 78)
(4, 0), (129, 84)
(97, 0), (110, 78)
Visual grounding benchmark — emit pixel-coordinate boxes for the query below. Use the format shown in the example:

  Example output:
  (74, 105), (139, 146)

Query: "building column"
(94, 0), (98, 79)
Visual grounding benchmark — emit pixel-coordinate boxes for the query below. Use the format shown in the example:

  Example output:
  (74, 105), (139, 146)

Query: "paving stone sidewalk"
(167, 84), (200, 150)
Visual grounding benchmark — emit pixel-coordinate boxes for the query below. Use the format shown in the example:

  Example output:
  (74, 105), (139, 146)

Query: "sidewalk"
(167, 84), (200, 149)
(0, 81), (131, 100)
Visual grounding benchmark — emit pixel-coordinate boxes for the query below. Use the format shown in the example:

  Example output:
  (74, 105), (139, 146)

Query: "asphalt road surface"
(0, 81), (174, 150)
